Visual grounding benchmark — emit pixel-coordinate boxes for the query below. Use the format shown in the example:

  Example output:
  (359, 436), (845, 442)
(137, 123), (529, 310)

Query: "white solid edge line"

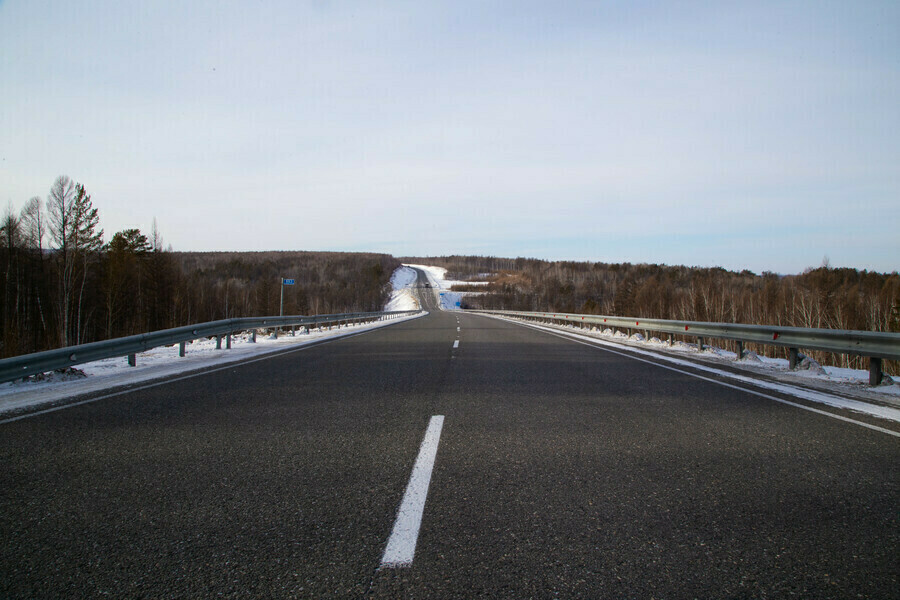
(381, 415), (445, 568)
(493, 316), (900, 439)
(0, 314), (426, 426)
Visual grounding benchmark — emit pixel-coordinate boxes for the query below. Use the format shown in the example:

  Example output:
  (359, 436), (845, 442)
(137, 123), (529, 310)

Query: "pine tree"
(48, 178), (103, 346)
(70, 184), (103, 344)
(104, 229), (150, 337)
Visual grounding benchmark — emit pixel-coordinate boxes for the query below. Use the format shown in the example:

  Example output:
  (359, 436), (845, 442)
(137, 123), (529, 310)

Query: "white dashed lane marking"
(381, 416), (445, 568)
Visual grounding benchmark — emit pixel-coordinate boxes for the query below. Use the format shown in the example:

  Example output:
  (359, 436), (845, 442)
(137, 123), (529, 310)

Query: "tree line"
(0, 176), (399, 358)
(406, 255), (900, 372)
(3, 176), (895, 374)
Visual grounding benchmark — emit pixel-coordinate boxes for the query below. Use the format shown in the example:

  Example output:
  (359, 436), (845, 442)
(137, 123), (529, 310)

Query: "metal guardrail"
(0, 310), (420, 384)
(470, 309), (900, 385)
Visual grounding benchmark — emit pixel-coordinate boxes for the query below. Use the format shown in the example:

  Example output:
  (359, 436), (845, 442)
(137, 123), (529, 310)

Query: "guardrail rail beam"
(470, 309), (899, 387)
(0, 309), (420, 384)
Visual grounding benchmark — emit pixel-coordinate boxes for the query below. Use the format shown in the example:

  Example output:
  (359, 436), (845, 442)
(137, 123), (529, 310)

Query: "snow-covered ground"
(486, 314), (900, 424)
(404, 264), (489, 310)
(5, 263), (896, 429)
(400, 267), (900, 423)
(0, 271), (425, 418)
(384, 265), (420, 311)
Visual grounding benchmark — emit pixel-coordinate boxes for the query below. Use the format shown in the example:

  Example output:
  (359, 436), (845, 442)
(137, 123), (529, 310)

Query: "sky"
(1, 0), (897, 274)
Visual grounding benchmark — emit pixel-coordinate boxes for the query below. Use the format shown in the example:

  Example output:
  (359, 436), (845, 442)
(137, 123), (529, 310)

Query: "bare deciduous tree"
(47, 176), (76, 345)
(20, 197), (44, 251)
(46, 177), (103, 345)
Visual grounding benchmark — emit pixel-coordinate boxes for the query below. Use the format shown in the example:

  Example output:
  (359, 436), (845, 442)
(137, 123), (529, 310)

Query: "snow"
(384, 265), (420, 311)
(6, 260), (894, 432)
(487, 314), (900, 424)
(403, 263), (488, 310)
(639, 332), (894, 388)
(0, 265), (432, 417)
(404, 264), (449, 286)
(0, 313), (423, 418)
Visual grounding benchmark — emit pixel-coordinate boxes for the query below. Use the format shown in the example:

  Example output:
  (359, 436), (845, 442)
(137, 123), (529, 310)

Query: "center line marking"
(452, 340), (459, 348)
(381, 415), (445, 568)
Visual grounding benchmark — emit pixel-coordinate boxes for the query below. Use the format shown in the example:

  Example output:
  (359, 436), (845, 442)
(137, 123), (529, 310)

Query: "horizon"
(148, 247), (899, 277)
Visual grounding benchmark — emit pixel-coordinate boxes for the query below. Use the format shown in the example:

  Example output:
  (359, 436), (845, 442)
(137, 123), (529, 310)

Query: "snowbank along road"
(1, 266), (897, 598)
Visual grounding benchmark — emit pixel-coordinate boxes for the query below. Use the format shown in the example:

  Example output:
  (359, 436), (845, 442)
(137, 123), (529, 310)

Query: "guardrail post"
(226, 333), (232, 350)
(291, 325), (295, 336)
(216, 335), (222, 350)
(698, 337), (704, 352)
(127, 354), (136, 367)
(789, 347), (799, 369)
(869, 357), (883, 386)
(251, 330), (256, 343)
(179, 342), (186, 357)
(736, 341), (744, 361)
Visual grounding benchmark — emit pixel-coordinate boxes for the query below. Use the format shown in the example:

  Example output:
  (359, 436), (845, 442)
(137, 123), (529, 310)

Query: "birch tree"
(19, 197), (49, 348)
(47, 176), (76, 345)
(47, 177), (102, 346)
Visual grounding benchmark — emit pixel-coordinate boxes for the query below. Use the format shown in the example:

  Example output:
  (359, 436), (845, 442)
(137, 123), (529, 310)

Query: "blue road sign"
(283, 279), (295, 285)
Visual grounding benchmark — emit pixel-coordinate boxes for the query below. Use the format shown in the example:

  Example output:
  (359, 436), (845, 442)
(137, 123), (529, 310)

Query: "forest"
(1, 177), (896, 375)
(403, 255), (900, 372)
(0, 176), (399, 358)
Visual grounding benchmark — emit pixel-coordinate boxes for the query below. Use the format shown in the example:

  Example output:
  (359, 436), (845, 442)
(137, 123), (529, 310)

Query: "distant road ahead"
(413, 266), (440, 311)
(1, 270), (897, 598)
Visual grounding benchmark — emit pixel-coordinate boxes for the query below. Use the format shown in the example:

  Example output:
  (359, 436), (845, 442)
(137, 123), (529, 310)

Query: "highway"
(1, 268), (897, 598)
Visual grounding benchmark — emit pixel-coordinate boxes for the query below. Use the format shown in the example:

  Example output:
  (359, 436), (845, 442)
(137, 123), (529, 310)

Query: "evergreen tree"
(70, 184), (103, 345)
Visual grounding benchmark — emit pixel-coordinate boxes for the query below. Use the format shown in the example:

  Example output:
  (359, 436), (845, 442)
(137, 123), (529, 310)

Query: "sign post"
(280, 278), (295, 317)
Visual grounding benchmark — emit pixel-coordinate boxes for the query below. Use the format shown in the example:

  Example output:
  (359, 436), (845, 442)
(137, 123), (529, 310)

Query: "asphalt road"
(1, 269), (897, 598)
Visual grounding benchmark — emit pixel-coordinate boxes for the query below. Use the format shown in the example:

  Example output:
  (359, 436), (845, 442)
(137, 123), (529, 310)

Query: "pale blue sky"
(1, 0), (897, 273)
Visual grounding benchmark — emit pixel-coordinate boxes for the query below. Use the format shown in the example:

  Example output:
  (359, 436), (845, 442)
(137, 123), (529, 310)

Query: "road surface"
(1, 268), (897, 598)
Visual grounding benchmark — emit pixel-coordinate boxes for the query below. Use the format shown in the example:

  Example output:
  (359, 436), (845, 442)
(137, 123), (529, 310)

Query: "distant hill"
(403, 255), (899, 371)
(172, 251), (400, 321)
(1, 245), (398, 358)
